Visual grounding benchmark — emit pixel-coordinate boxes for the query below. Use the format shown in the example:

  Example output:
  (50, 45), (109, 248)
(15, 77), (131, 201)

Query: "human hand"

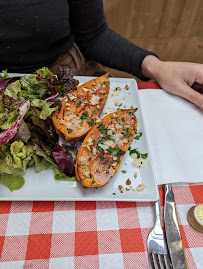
(141, 56), (203, 110)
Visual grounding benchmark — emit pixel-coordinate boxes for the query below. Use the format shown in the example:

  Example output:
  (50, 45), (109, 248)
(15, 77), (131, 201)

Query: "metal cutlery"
(164, 184), (188, 269)
(147, 200), (172, 269)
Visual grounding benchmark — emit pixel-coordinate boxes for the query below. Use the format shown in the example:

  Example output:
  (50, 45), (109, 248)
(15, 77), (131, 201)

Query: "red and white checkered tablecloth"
(0, 183), (203, 269)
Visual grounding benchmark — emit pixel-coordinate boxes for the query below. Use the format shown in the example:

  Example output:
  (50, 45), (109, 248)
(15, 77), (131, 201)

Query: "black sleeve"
(69, 0), (158, 80)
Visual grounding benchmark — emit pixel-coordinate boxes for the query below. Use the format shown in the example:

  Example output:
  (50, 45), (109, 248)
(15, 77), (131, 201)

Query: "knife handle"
(164, 184), (188, 269)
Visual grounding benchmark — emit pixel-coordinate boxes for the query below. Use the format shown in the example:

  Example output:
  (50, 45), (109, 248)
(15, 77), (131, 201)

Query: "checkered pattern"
(0, 183), (203, 269)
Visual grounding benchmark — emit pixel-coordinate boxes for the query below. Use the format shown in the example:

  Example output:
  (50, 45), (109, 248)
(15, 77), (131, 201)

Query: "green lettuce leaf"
(0, 70), (9, 81)
(4, 80), (22, 100)
(1, 174), (25, 191)
(54, 167), (76, 181)
(0, 94), (25, 131)
(33, 153), (54, 173)
(19, 74), (51, 100)
(32, 99), (55, 120)
(0, 110), (19, 130)
(36, 67), (55, 81)
(0, 141), (33, 176)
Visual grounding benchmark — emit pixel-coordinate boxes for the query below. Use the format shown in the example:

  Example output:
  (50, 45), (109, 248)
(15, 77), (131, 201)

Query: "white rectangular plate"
(0, 75), (158, 201)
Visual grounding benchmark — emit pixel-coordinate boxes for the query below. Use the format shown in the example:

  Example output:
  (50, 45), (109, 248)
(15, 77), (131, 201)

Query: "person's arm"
(68, 0), (157, 80)
(142, 56), (203, 110)
(69, 0), (203, 110)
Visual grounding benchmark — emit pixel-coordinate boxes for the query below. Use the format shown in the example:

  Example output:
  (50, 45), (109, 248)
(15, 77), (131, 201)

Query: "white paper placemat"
(139, 89), (203, 185)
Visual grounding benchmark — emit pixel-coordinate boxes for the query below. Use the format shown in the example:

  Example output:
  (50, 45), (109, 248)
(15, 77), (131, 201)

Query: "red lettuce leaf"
(0, 100), (30, 146)
(36, 74), (59, 104)
(0, 77), (20, 93)
(52, 144), (75, 177)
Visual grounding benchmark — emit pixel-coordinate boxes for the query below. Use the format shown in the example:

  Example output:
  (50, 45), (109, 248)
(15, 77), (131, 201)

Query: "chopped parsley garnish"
(103, 81), (110, 86)
(96, 169), (99, 173)
(118, 103), (122, 107)
(97, 123), (109, 134)
(121, 170), (127, 173)
(129, 148), (148, 159)
(102, 135), (113, 141)
(121, 117), (124, 122)
(141, 153), (148, 159)
(122, 129), (132, 138)
(88, 157), (92, 162)
(76, 101), (82, 107)
(126, 188), (130, 191)
(128, 112), (133, 115)
(134, 131), (142, 140)
(67, 128), (73, 133)
(107, 147), (120, 156)
(96, 145), (104, 153)
(87, 119), (94, 126)
(91, 180), (95, 185)
(77, 164), (86, 167)
(80, 112), (90, 120)
(99, 98), (103, 102)
(100, 156), (104, 161)
(112, 192), (116, 195)
(93, 109), (99, 114)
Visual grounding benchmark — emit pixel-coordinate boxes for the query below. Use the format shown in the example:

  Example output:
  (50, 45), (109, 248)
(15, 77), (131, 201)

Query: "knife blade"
(164, 184), (188, 269)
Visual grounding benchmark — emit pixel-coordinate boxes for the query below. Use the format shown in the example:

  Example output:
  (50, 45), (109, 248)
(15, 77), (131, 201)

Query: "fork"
(147, 200), (172, 269)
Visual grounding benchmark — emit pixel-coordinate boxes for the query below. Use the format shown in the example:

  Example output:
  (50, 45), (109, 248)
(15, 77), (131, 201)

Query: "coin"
(187, 205), (203, 233)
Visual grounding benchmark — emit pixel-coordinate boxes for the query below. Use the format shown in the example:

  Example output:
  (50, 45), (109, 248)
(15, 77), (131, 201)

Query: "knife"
(164, 184), (188, 269)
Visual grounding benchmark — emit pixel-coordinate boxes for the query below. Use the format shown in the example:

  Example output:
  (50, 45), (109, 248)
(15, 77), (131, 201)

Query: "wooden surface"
(103, 0), (203, 77)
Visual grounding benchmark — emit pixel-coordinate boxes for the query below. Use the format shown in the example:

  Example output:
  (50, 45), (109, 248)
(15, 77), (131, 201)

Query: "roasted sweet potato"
(76, 109), (138, 188)
(52, 73), (110, 141)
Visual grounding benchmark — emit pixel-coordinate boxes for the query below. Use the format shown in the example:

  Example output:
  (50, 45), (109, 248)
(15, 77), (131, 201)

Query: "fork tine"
(148, 253), (156, 269)
(158, 254), (165, 269)
(152, 253), (160, 269)
(164, 254), (172, 269)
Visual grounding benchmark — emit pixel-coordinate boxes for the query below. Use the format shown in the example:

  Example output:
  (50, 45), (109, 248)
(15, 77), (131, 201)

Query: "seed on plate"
(130, 186), (133, 189)
(126, 178), (131, 185)
(118, 185), (124, 193)
(134, 172), (137, 178)
(137, 184), (145, 191)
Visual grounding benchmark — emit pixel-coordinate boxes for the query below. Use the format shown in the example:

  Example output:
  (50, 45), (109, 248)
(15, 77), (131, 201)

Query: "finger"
(178, 83), (203, 110)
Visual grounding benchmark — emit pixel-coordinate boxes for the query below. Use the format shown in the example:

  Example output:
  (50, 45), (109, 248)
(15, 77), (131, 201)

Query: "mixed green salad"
(0, 66), (78, 191)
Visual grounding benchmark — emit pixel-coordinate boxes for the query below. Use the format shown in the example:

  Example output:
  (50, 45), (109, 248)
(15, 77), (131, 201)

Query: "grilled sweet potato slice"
(76, 109), (138, 188)
(52, 73), (110, 141)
